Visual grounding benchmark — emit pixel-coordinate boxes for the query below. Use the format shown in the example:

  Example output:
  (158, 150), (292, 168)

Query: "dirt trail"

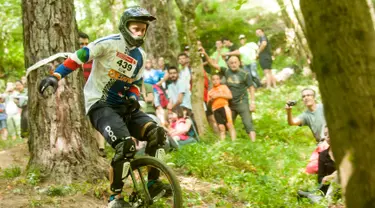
(0, 143), (233, 207)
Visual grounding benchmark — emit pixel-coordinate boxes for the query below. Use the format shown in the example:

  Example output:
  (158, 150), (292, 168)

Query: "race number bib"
(110, 51), (138, 77)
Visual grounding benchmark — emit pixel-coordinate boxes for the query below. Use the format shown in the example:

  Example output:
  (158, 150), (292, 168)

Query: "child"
(208, 74), (236, 141)
(0, 95), (8, 140)
(168, 106), (192, 144)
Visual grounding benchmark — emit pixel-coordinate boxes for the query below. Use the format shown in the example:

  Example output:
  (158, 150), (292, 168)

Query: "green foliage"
(1, 165), (21, 179)
(168, 73), (326, 207)
(46, 185), (74, 196)
(0, 0), (24, 82)
(0, 137), (24, 150)
(27, 167), (41, 186)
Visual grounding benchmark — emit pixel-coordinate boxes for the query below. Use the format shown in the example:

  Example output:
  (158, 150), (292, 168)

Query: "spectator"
(222, 37), (239, 53)
(255, 29), (276, 89)
(140, 82), (155, 115)
(4, 82), (20, 140)
(0, 95), (8, 140)
(78, 32), (92, 82)
(208, 74), (236, 141)
(285, 87), (326, 142)
(14, 80), (28, 138)
(177, 53), (191, 89)
(224, 34), (261, 88)
(203, 49), (257, 142)
(79, 31), (106, 157)
(21, 76), (27, 86)
(143, 59), (167, 126)
(211, 40), (229, 70)
(168, 106), (192, 144)
(166, 66), (192, 115)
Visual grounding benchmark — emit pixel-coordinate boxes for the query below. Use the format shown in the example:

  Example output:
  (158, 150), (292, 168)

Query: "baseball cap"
(239, 34), (246, 40)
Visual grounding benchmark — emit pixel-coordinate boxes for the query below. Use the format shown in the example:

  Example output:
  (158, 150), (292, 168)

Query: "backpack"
(153, 84), (169, 108)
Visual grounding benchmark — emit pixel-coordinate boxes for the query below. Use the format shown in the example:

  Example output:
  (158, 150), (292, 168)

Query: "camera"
(287, 100), (297, 106)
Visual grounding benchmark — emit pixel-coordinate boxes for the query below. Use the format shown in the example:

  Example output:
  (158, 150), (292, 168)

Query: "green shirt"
(211, 48), (229, 68)
(141, 83), (156, 114)
(219, 67), (253, 105)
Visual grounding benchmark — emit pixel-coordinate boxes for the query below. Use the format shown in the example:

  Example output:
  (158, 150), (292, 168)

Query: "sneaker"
(108, 194), (132, 208)
(147, 180), (172, 198)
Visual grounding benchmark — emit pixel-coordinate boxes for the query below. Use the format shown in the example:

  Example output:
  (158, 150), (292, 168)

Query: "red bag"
(153, 85), (169, 108)
(305, 141), (330, 174)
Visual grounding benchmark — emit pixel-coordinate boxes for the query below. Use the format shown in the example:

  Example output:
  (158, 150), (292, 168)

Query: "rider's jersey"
(54, 34), (146, 114)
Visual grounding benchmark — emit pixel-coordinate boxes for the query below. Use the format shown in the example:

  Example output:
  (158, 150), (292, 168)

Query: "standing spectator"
(177, 53), (191, 89)
(14, 80), (28, 138)
(285, 87), (326, 142)
(143, 59), (167, 126)
(140, 82), (155, 115)
(256, 29), (276, 89)
(0, 95), (8, 140)
(211, 40), (229, 70)
(225, 34), (261, 88)
(78, 32), (92, 82)
(79, 31), (106, 157)
(166, 66), (192, 115)
(203, 49), (257, 142)
(21, 76), (27, 86)
(208, 74), (236, 141)
(4, 82), (20, 140)
(223, 37), (239, 53)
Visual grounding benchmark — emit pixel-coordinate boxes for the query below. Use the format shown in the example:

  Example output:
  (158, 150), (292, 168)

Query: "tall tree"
(22, 0), (107, 183)
(300, 0), (375, 207)
(175, 0), (208, 136)
(140, 0), (180, 66)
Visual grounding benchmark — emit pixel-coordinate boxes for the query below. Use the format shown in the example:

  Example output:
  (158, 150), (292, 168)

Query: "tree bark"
(300, 0), (375, 207)
(22, 0), (107, 183)
(140, 0), (180, 66)
(175, 0), (209, 136)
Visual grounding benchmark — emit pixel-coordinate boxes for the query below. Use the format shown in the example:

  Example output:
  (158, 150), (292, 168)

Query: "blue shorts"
(0, 119), (7, 130)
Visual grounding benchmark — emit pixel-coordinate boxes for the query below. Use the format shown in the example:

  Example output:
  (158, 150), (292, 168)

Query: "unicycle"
(120, 147), (183, 208)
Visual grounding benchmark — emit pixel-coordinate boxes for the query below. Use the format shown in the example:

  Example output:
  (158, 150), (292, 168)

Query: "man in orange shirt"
(208, 74), (236, 141)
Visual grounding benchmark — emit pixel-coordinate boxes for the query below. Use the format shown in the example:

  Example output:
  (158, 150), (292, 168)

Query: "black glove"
(39, 75), (59, 95)
(127, 97), (140, 112)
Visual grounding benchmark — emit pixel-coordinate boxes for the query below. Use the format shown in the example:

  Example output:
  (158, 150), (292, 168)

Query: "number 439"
(117, 60), (132, 71)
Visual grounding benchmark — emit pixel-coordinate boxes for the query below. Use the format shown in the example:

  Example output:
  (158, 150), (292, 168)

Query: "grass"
(167, 72), (329, 207)
(0, 137), (25, 150)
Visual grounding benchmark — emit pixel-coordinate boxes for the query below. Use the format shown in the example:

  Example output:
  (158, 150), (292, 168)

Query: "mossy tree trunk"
(175, 0), (209, 136)
(140, 0), (180, 66)
(300, 0), (375, 207)
(22, 0), (107, 183)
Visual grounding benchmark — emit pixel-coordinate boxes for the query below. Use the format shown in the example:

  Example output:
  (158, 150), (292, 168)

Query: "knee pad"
(112, 137), (136, 163)
(145, 126), (167, 148)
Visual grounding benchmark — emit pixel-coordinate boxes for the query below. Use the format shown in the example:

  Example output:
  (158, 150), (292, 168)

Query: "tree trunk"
(300, 0), (375, 207)
(140, 0), (180, 66)
(22, 0), (107, 183)
(175, 0), (209, 136)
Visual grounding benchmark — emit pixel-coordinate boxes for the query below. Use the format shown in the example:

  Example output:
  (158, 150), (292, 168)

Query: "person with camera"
(285, 87), (326, 142)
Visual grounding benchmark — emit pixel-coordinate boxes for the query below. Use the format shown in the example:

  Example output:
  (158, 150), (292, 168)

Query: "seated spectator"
(208, 74), (236, 141)
(167, 106), (196, 147)
(298, 127), (340, 204)
(140, 82), (155, 115)
(166, 66), (192, 115)
(0, 95), (8, 140)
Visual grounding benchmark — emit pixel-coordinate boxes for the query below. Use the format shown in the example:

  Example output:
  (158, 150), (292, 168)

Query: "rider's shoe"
(107, 194), (132, 208)
(147, 180), (172, 198)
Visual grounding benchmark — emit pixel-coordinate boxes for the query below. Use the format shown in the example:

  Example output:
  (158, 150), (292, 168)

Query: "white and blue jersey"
(54, 34), (146, 114)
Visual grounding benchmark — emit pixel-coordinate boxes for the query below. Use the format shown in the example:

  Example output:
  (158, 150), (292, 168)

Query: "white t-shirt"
(179, 66), (191, 89)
